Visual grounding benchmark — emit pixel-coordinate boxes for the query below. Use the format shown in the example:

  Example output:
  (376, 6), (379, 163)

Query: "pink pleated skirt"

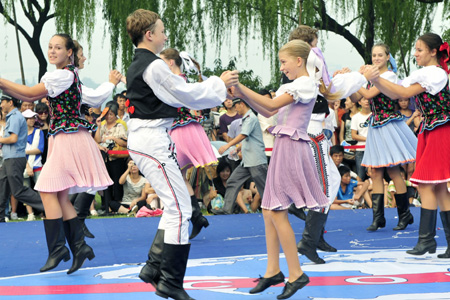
(410, 122), (450, 185)
(169, 122), (218, 170)
(262, 135), (330, 210)
(35, 128), (113, 193)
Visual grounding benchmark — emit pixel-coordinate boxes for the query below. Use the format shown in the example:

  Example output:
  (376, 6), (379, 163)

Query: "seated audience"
(331, 166), (367, 210)
(330, 145), (360, 181)
(119, 159), (148, 212)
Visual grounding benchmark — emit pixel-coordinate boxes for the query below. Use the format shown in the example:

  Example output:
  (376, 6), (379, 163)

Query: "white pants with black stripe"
(128, 126), (191, 245)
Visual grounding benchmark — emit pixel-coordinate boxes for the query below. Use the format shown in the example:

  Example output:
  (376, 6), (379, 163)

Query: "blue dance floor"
(1, 207), (449, 299)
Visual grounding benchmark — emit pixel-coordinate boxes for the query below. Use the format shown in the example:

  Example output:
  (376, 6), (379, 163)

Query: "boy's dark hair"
(330, 145), (344, 156)
(113, 93), (126, 102)
(338, 165), (351, 177)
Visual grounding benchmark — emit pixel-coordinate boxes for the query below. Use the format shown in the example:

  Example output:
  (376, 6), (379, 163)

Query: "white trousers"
(128, 127), (191, 244)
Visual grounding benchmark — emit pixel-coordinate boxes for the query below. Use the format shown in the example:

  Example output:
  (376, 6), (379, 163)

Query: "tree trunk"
(363, 0), (375, 64)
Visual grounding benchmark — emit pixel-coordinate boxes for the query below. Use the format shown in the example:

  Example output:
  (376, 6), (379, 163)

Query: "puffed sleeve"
(282, 76), (318, 104)
(82, 82), (115, 107)
(331, 72), (368, 99)
(144, 59), (227, 110)
(40, 69), (74, 98)
(402, 66), (448, 95)
(380, 71), (398, 84)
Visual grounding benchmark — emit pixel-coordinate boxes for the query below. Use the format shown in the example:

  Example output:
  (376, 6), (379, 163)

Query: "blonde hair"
(279, 40), (340, 100)
(126, 9), (160, 47)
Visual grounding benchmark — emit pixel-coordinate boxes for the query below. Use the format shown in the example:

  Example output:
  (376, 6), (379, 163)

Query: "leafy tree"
(0, 0), (96, 79)
(201, 57), (262, 91)
(1, 0), (449, 82)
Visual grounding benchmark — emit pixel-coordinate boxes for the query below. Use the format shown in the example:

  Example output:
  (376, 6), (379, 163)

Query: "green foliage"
(201, 57), (262, 91)
(2, 0), (450, 81)
(53, 0), (97, 50)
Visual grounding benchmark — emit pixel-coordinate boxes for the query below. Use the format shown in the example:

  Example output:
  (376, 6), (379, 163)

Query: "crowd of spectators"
(0, 87), (423, 222)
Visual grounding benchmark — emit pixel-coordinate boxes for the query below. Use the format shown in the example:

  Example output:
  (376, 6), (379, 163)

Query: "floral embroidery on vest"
(170, 73), (204, 129)
(415, 80), (450, 133)
(171, 107), (204, 129)
(47, 65), (96, 135)
(367, 82), (404, 128)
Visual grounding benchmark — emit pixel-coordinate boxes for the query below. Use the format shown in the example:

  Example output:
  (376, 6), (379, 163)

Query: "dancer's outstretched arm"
(365, 66), (425, 99)
(0, 78), (47, 102)
(234, 83), (293, 117)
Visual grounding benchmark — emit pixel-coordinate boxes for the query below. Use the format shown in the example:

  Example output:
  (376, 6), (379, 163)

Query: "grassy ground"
(6, 193), (215, 222)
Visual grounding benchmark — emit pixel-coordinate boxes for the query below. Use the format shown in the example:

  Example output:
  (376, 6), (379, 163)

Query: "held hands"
(109, 70), (123, 86)
(220, 70), (239, 88)
(358, 65), (370, 74)
(333, 67), (351, 77)
(362, 65), (380, 81)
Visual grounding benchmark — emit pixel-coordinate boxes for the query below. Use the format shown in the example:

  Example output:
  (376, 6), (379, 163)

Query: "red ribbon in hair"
(439, 42), (450, 74)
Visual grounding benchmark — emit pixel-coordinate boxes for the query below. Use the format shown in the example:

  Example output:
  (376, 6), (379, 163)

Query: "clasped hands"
(220, 70), (244, 99)
(332, 65), (380, 82)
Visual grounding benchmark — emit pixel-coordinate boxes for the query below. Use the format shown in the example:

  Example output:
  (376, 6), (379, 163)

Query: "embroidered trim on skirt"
(35, 128), (113, 193)
(308, 133), (340, 205)
(361, 120), (417, 168)
(410, 122), (450, 185)
(261, 135), (329, 211)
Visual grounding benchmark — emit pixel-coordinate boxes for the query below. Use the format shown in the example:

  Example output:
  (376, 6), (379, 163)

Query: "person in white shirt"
(351, 98), (372, 181)
(124, 9), (238, 300)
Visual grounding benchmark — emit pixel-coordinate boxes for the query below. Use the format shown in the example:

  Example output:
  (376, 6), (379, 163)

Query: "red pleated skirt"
(410, 122), (450, 185)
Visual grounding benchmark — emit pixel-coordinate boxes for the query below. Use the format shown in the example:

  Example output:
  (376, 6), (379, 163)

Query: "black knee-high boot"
(156, 243), (195, 300)
(79, 217), (95, 239)
(393, 193), (414, 230)
(297, 210), (327, 264)
(63, 217), (95, 274)
(367, 194), (386, 231)
(139, 229), (165, 287)
(317, 227), (337, 252)
(189, 196), (209, 240)
(288, 204), (306, 220)
(73, 192), (96, 238)
(40, 218), (71, 272)
(406, 208), (437, 255)
(438, 210), (450, 258)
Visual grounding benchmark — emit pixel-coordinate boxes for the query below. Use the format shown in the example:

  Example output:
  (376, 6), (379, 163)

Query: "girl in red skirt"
(365, 32), (450, 258)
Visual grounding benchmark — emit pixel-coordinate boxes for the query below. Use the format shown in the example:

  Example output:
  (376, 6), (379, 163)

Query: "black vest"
(126, 48), (178, 120)
(282, 73), (329, 115)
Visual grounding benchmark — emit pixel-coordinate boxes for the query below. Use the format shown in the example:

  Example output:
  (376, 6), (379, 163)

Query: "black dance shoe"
(277, 273), (310, 299)
(249, 271), (285, 294)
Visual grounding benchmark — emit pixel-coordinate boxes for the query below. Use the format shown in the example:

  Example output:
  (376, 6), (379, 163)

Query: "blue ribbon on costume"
(388, 53), (398, 73)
